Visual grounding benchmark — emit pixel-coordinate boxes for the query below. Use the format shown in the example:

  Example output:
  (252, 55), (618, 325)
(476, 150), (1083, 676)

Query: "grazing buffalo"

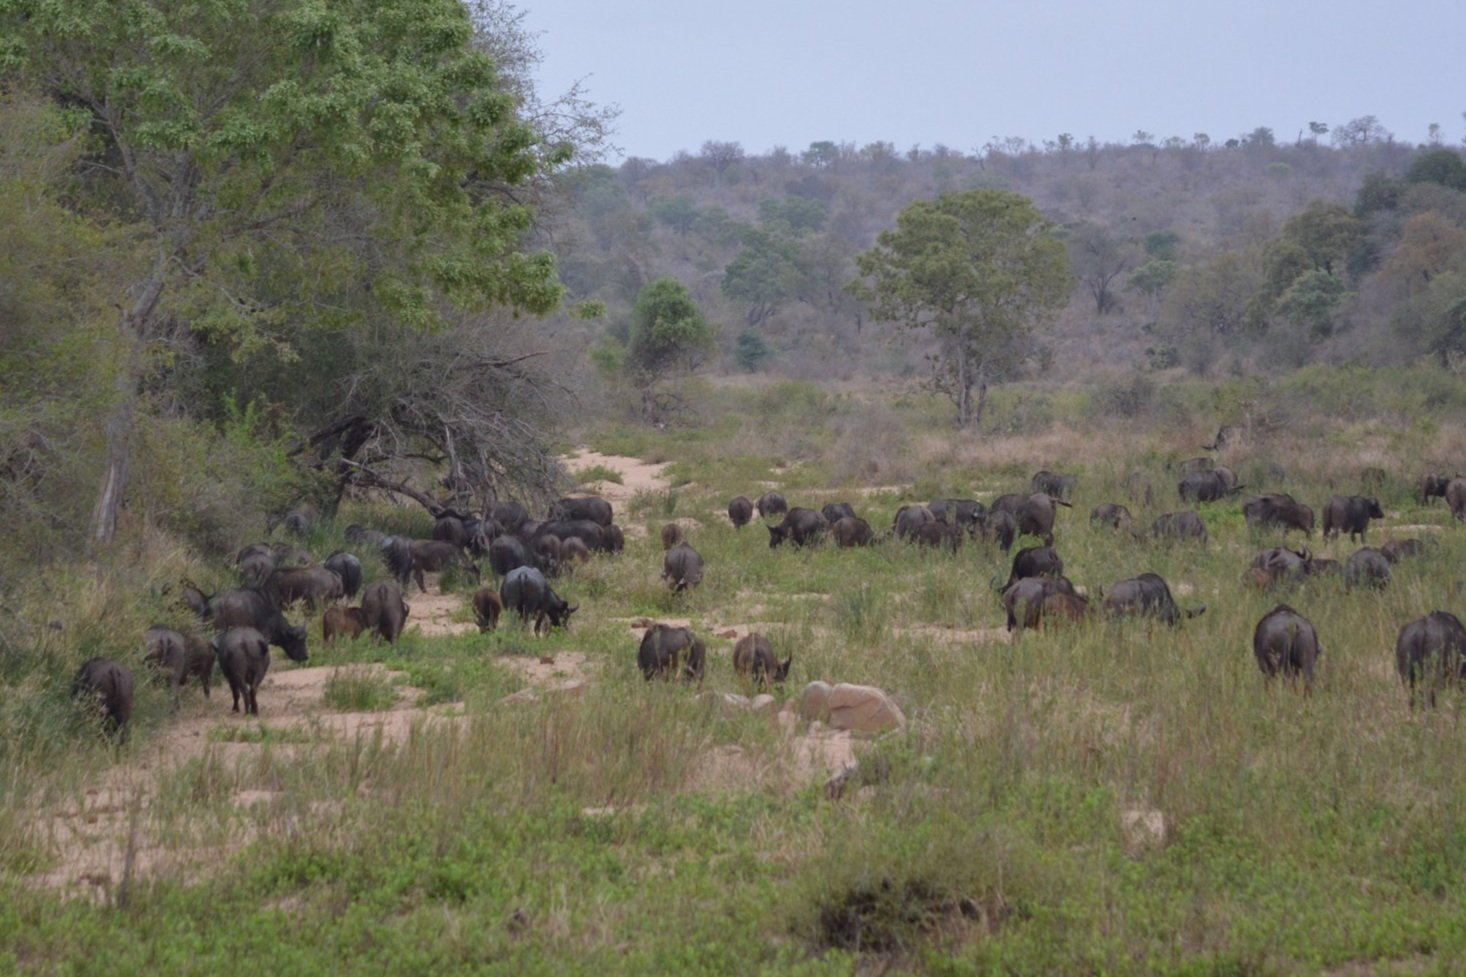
(892, 504), (934, 541)
(821, 502), (857, 526)
(728, 496), (754, 529)
(1150, 511), (1208, 543)
(1089, 503), (1133, 530)
(530, 519), (606, 551)
(489, 500), (531, 534)
(769, 508), (827, 548)
(269, 542), (313, 569)
(1030, 470), (1077, 501)
(1448, 478), (1466, 521)
(322, 605), (367, 643)
(267, 565), (344, 611)
(360, 580), (409, 643)
(637, 624), (706, 683)
(237, 551), (275, 589)
(279, 507), (315, 538)
(989, 493), (1025, 518)
(1011, 493), (1069, 546)
(73, 658), (134, 738)
(212, 627), (272, 715)
(662, 542), (705, 592)
(1176, 456), (1214, 475)
(1125, 472), (1154, 507)
(489, 535), (535, 578)
(756, 491), (788, 519)
(1001, 575), (1080, 631)
(660, 523), (684, 550)
(1178, 468), (1241, 503)
(559, 536), (591, 569)
(915, 520), (961, 551)
(928, 499), (986, 535)
(1322, 496), (1384, 543)
(1248, 547), (1316, 587)
(601, 525), (626, 554)
(532, 534), (563, 577)
(552, 496), (613, 527)
(472, 588), (503, 632)
(1243, 494), (1315, 536)
(500, 566), (576, 632)
(433, 515), (469, 548)
(1419, 473), (1452, 506)
(210, 588), (309, 662)
(983, 510), (1017, 553)
(1344, 547), (1391, 590)
(143, 627), (213, 701)
(1396, 611), (1466, 708)
(1253, 604), (1322, 689)
(832, 516), (875, 548)
(1005, 545), (1064, 589)
(1380, 538), (1428, 564)
(1102, 573), (1203, 625)
(383, 538), (480, 592)
(323, 551), (363, 599)
(732, 633), (792, 689)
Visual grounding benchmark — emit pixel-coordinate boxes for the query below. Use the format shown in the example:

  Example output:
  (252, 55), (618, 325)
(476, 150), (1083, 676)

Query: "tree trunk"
(87, 264), (167, 553)
(972, 381), (990, 429)
(954, 347), (973, 428)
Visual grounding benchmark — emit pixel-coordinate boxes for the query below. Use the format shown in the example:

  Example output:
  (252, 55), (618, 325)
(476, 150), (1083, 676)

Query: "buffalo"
(344, 524), (387, 549)
(1089, 502), (1133, 530)
(832, 516), (875, 548)
(728, 496), (754, 529)
(383, 538), (480, 592)
(489, 535), (535, 578)
(660, 523), (684, 550)
(552, 496), (613, 527)
(1030, 470), (1077, 501)
(1102, 573), (1203, 625)
(601, 525), (626, 554)
(267, 565), (344, 611)
(1012, 493), (1069, 546)
(769, 507), (827, 548)
(915, 520), (961, 551)
(928, 498), (986, 535)
(1396, 611), (1466, 708)
(237, 550), (275, 588)
(472, 587), (503, 632)
(983, 510), (1017, 553)
(73, 658), (134, 738)
(1178, 468), (1242, 503)
(1344, 547), (1391, 590)
(1448, 478), (1466, 521)
(211, 627), (272, 715)
(1248, 547), (1316, 587)
(1005, 545), (1064, 589)
(892, 504), (934, 541)
(1001, 575), (1081, 631)
(1175, 456), (1214, 475)
(489, 500), (531, 534)
(1243, 494), (1315, 536)
(360, 580), (409, 643)
(1322, 496), (1384, 543)
(210, 588), (309, 662)
(532, 534), (563, 577)
(1380, 538), (1428, 564)
(756, 491), (788, 519)
(1419, 473), (1452, 506)
(637, 624), (706, 683)
(1252, 604), (1322, 689)
(662, 541), (705, 592)
(143, 627), (213, 701)
(322, 605), (367, 643)
(500, 566), (576, 632)
(732, 633), (791, 689)
(821, 501), (857, 526)
(432, 515), (469, 548)
(1150, 511), (1208, 543)
(323, 551), (363, 599)
(559, 536), (592, 569)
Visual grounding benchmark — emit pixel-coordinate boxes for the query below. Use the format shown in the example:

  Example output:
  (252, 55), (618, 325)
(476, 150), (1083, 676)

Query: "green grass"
(321, 669), (399, 712)
(572, 463), (625, 486)
(8, 371), (1466, 974)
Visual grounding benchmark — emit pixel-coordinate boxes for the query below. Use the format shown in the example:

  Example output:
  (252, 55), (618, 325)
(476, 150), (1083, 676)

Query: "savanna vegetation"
(4, 0), (1466, 973)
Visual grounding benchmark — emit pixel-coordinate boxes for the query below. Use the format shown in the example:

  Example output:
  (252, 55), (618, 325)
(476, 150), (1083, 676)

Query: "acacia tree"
(851, 189), (1069, 427)
(0, 0), (566, 549)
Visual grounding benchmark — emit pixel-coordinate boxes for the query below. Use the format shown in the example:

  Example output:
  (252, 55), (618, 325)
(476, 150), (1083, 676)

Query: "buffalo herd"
(70, 465), (1466, 740)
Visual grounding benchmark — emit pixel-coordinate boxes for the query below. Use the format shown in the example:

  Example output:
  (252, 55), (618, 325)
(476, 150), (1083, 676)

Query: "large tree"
(0, 0), (566, 549)
(850, 189), (1069, 427)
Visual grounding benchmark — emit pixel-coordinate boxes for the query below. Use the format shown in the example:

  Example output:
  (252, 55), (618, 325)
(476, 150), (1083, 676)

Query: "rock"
(717, 628), (739, 640)
(498, 688), (538, 706)
(827, 683), (905, 733)
(798, 681), (833, 721)
(546, 680), (586, 698)
(749, 694), (778, 716)
(774, 709), (798, 736)
(1121, 807), (1167, 851)
(697, 691), (750, 716)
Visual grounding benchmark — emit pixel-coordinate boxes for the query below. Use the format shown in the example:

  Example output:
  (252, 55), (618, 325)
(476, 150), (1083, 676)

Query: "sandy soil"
(566, 447), (672, 506)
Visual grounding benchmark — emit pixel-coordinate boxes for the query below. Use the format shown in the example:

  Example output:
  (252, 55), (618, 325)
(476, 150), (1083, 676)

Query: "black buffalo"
(73, 658), (134, 738)
(637, 624), (706, 683)
(1252, 604), (1322, 689)
(489, 535), (536, 578)
(1030, 470), (1077, 501)
(1344, 547), (1391, 590)
(1449, 478), (1466, 522)
(267, 565), (344, 610)
(821, 502), (857, 526)
(832, 516), (875, 548)
(1089, 503), (1133, 530)
(489, 500), (531, 533)
(983, 510), (1017, 553)
(1102, 573), (1203, 625)
(1397, 611), (1466, 708)
(1322, 496), (1384, 543)
(1178, 468), (1241, 503)
(1005, 545), (1064, 589)
(1150, 511), (1208, 543)
(1380, 538), (1428, 564)
(552, 496), (613, 527)
(660, 523), (684, 550)
(143, 627), (213, 702)
(756, 491), (788, 519)
(892, 504), (934, 541)
(1243, 494), (1315, 536)
(1001, 575), (1081, 631)
(500, 566), (576, 632)
(928, 498), (986, 535)
(361, 580), (409, 643)
(662, 541), (705, 592)
(732, 633), (791, 689)
(728, 496), (754, 529)
(1419, 473), (1452, 506)
(210, 588), (309, 662)
(323, 551), (363, 599)
(769, 507), (827, 548)
(383, 537), (480, 592)
(212, 627), (273, 715)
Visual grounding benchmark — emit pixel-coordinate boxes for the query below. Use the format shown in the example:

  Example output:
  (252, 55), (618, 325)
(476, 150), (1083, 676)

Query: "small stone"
(827, 683), (906, 733)
(749, 694), (778, 716)
(798, 681), (833, 721)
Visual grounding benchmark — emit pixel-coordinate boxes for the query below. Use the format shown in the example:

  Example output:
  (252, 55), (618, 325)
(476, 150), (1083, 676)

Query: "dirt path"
(566, 447), (672, 507)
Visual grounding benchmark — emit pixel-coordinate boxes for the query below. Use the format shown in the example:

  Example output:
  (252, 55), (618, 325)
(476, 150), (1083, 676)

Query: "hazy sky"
(523, 0), (1466, 162)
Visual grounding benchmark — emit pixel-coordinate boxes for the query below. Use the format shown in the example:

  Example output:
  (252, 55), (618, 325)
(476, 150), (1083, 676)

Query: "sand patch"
(567, 448), (672, 507)
(406, 589), (477, 637)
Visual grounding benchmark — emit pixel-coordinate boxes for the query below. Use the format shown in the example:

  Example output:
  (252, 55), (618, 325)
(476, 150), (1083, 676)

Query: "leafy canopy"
(628, 278), (716, 380)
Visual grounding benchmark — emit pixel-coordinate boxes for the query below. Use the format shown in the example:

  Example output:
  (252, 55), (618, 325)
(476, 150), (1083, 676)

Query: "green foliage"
(573, 464), (625, 486)
(1407, 148), (1466, 192)
(322, 670), (399, 712)
(1143, 230), (1181, 261)
(851, 188), (1069, 426)
(648, 195), (699, 235)
(721, 231), (801, 325)
(1278, 268), (1348, 338)
(759, 196), (828, 234)
(627, 279), (717, 382)
(734, 331), (773, 372)
(1127, 260), (1178, 301)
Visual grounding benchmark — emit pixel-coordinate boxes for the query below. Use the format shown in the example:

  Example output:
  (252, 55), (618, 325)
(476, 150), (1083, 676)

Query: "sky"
(522, 0), (1466, 162)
